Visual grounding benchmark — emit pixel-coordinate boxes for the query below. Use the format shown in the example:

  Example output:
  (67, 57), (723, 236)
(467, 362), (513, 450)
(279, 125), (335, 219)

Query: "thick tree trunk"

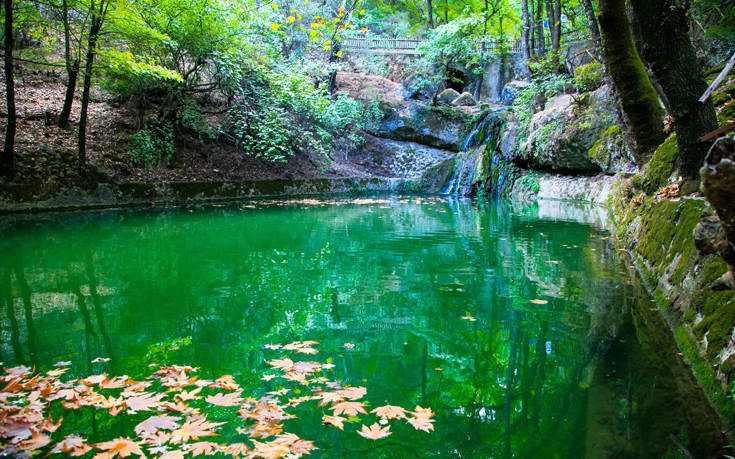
(535, 0), (544, 56)
(628, 0), (719, 179)
(59, 61), (78, 128)
(521, 0), (531, 61)
(597, 0), (666, 164)
(78, 18), (101, 169)
(2, 0), (16, 177)
(427, 0), (434, 29)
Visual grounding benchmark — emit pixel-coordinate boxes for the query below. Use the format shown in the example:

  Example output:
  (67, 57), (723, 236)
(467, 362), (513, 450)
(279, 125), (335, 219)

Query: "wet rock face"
(518, 85), (622, 174)
(377, 103), (473, 152)
(699, 136), (735, 288)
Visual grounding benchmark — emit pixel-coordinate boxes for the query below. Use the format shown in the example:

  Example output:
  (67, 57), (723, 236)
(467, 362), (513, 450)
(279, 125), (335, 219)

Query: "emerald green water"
(0, 196), (726, 457)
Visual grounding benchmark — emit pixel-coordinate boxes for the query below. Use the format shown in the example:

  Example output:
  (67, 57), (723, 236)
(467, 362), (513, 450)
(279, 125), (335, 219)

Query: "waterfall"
(442, 108), (516, 197)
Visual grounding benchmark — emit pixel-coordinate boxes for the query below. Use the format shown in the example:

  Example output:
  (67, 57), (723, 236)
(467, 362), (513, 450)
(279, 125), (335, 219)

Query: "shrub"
(129, 121), (175, 167)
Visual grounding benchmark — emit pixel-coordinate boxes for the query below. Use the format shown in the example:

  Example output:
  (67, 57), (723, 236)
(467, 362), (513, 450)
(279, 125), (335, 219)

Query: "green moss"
(574, 62), (605, 92)
(588, 125), (622, 167)
(642, 133), (678, 195)
(674, 326), (735, 422)
(719, 100), (735, 124)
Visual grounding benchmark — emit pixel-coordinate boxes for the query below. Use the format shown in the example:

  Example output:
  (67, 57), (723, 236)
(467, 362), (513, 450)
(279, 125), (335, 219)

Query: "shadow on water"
(0, 198), (729, 457)
(585, 264), (727, 458)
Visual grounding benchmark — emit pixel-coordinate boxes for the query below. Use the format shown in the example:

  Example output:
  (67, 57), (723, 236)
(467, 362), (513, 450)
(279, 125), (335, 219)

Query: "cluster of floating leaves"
(240, 196), (450, 209)
(0, 341), (434, 458)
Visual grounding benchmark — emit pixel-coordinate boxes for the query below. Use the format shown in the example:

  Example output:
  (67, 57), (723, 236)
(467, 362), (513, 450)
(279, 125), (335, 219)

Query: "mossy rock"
(588, 125), (628, 171)
(642, 133), (678, 195)
(574, 62), (604, 92)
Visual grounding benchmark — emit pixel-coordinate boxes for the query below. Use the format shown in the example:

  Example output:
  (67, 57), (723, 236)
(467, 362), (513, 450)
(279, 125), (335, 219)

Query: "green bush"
(129, 121), (175, 167)
(574, 62), (604, 92)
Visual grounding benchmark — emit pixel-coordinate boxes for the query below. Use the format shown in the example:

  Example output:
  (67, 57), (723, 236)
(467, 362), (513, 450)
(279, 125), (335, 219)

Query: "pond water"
(0, 196), (726, 458)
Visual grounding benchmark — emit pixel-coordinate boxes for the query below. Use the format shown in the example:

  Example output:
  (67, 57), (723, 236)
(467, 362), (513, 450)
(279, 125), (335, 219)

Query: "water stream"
(442, 109), (518, 197)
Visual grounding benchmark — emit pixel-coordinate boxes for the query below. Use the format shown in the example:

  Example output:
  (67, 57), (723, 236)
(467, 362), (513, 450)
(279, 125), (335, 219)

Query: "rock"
(500, 81), (531, 106)
(451, 92), (477, 106)
(436, 88), (461, 105)
(334, 72), (407, 110)
(402, 75), (435, 102)
(700, 135), (735, 287)
(518, 85), (620, 173)
(587, 126), (636, 173)
(353, 133), (454, 179)
(377, 102), (474, 152)
(693, 209), (723, 255)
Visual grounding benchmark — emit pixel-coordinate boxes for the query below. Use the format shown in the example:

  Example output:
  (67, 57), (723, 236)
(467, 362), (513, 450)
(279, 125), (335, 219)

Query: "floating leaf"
(357, 423), (391, 440)
(330, 401), (367, 417)
(134, 415), (181, 437)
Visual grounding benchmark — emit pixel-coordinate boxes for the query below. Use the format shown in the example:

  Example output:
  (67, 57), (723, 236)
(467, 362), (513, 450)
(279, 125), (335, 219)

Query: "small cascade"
(442, 108), (516, 196)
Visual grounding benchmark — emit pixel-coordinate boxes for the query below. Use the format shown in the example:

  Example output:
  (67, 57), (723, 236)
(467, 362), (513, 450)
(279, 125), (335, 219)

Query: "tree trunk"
(552, 0), (561, 51)
(2, 0), (16, 177)
(597, 0), (666, 164)
(58, 61), (78, 128)
(58, 0), (76, 128)
(521, 0), (531, 61)
(78, 18), (102, 169)
(579, 0), (602, 57)
(427, 0), (434, 29)
(628, 0), (719, 179)
(529, 0), (536, 53)
(535, 0), (544, 56)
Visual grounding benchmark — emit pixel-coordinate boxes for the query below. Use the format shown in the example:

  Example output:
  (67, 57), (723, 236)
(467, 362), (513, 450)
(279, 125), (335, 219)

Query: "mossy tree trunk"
(2, 0), (16, 177)
(628, 0), (719, 179)
(597, 0), (666, 165)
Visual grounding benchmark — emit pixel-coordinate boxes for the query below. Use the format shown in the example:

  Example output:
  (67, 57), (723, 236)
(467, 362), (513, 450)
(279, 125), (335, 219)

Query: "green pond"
(0, 196), (726, 458)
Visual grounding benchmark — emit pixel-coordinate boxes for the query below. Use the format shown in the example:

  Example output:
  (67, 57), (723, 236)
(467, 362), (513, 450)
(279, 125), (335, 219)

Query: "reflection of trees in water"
(0, 202), (725, 457)
(0, 247), (116, 371)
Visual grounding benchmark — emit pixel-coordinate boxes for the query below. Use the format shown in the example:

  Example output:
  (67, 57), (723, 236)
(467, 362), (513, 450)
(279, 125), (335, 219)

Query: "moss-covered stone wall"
(611, 183), (735, 423)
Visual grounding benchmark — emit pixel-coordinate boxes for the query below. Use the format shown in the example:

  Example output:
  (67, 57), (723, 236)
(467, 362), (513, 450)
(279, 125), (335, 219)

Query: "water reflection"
(0, 197), (726, 457)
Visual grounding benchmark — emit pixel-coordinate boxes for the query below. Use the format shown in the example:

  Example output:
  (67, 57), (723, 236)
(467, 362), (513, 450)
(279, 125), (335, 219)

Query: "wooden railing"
(342, 36), (526, 55)
(343, 33), (589, 56)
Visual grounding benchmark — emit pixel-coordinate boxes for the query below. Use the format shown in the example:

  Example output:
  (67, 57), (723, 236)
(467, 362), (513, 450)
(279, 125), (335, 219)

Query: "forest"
(1, 0), (735, 457)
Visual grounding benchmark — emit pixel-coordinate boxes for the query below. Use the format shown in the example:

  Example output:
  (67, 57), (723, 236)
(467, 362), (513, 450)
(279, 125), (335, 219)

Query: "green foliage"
(515, 173), (540, 194)
(511, 72), (574, 155)
(129, 121), (175, 167)
(574, 62), (604, 92)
